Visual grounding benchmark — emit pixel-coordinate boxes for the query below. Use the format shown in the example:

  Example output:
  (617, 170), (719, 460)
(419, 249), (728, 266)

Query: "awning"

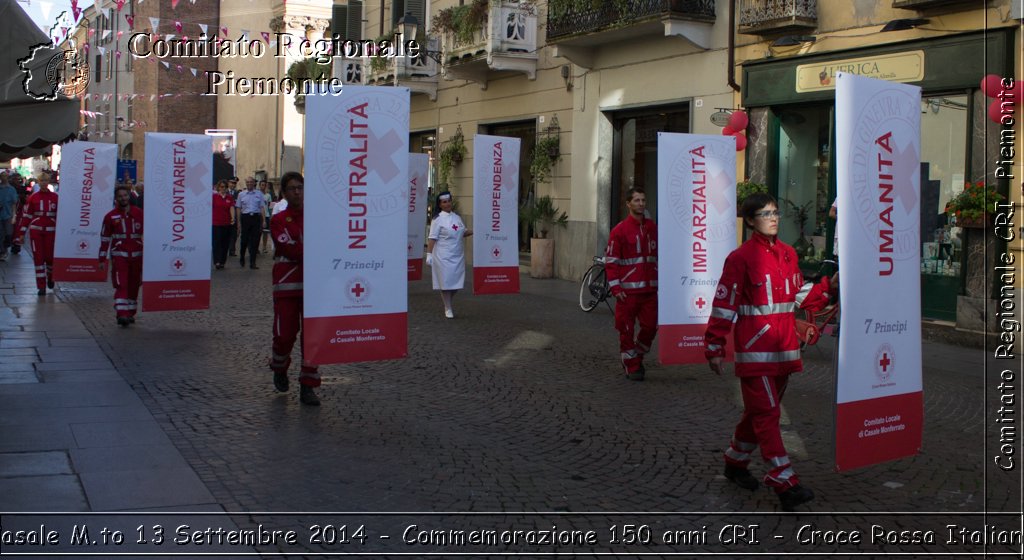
(0, 0), (80, 162)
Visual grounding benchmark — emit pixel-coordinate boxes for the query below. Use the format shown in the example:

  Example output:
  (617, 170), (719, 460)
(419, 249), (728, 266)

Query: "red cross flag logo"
(874, 343), (895, 383)
(491, 245), (501, 259)
(76, 239), (90, 254)
(691, 293), (709, 314)
(169, 257), (187, 275)
(345, 276), (371, 305)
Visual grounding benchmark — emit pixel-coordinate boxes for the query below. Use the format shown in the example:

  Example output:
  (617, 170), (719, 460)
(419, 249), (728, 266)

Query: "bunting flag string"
(125, 15), (134, 29)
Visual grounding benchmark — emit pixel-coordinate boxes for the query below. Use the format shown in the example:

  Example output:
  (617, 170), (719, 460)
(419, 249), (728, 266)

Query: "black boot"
(116, 317), (129, 327)
(273, 371), (289, 392)
(300, 385), (321, 406)
(724, 465), (760, 491)
(778, 485), (815, 511)
(37, 288), (45, 296)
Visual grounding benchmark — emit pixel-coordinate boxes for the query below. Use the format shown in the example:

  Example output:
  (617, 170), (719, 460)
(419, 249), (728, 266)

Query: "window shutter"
(406, 0), (426, 33)
(346, 1), (363, 40)
(332, 5), (348, 38)
(391, 0), (405, 29)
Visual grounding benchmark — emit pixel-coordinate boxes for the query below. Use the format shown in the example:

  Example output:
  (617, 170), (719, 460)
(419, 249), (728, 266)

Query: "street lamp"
(397, 12), (443, 64)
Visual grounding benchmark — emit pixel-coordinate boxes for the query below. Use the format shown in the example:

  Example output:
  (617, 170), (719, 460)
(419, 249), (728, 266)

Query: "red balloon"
(727, 110), (749, 131)
(722, 126), (736, 136)
(981, 74), (1004, 98)
(989, 97), (1016, 124)
(734, 132), (747, 151)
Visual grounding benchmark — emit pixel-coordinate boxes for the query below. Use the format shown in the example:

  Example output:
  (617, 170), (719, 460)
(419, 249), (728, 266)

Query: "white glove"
(425, 253), (433, 267)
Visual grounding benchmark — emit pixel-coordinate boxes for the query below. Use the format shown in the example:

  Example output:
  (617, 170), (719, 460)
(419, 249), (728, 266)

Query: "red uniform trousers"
(271, 296), (320, 388)
(111, 256), (142, 318)
(723, 374), (800, 492)
(614, 291), (657, 374)
(28, 229), (55, 290)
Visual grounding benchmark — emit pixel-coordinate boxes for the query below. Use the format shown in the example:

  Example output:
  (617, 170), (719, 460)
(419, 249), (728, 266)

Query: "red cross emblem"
(879, 353), (891, 372)
(79, 241), (88, 250)
(451, 224), (459, 231)
(351, 283), (366, 298)
(695, 297), (706, 309)
(492, 247), (501, 258)
(173, 259), (184, 270)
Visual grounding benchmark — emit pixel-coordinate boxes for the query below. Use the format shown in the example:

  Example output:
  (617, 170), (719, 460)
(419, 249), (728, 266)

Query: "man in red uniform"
(704, 193), (831, 511)
(13, 173), (59, 295)
(99, 186), (144, 327)
(605, 187), (658, 381)
(269, 171), (320, 406)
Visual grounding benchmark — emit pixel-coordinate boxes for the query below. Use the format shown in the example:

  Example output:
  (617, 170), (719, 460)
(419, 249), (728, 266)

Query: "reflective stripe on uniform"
(274, 256), (298, 263)
(734, 350), (801, 363)
(711, 307), (736, 321)
(744, 324), (771, 349)
(769, 455), (791, 467)
(767, 466), (795, 484)
(273, 282), (303, 292)
(737, 302), (795, 316)
(794, 283), (813, 306)
(621, 280), (657, 289)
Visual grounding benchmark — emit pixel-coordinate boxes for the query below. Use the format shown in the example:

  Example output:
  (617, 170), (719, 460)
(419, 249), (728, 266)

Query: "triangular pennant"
(39, 1), (53, 21)
(71, 6), (82, 22)
(198, 23), (208, 35)
(98, 46), (106, 55)
(190, 67), (197, 77)
(161, 61), (170, 68)
(61, 27), (69, 38)
(102, 29), (111, 39)
(82, 43), (90, 53)
(88, 28), (95, 38)
(240, 29), (250, 41)
(149, 17), (160, 31)
(117, 31), (123, 39)
(269, 40), (276, 48)
(221, 26), (228, 37)
(125, 15), (134, 29)
(170, 0), (180, 9)
(174, 21), (182, 34)
(260, 31), (269, 43)
(165, 34), (175, 42)
(182, 35), (188, 41)
(150, 94), (156, 101)
(115, 0), (126, 11)
(116, 50), (122, 60)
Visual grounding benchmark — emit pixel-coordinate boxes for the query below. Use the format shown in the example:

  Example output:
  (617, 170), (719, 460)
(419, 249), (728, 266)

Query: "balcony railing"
(546, 0), (715, 42)
(441, 1), (537, 63)
(333, 55), (365, 85)
(365, 37), (440, 84)
(891, 0), (975, 9)
(738, 0), (817, 35)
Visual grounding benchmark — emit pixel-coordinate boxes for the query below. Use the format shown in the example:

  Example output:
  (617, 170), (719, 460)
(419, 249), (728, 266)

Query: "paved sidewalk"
(0, 250), (1019, 558)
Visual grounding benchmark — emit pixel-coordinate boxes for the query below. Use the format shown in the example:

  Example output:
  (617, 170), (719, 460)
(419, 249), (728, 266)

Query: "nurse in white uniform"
(425, 191), (473, 318)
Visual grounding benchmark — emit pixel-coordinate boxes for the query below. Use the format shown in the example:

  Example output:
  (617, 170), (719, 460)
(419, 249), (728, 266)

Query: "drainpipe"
(727, 0), (740, 92)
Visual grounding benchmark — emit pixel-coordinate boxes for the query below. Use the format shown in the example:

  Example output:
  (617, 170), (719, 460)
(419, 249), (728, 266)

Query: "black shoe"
(11, 246), (20, 254)
(273, 371), (289, 392)
(116, 317), (129, 327)
(778, 485), (815, 511)
(724, 465), (760, 491)
(47, 278), (54, 289)
(625, 369), (645, 381)
(300, 385), (321, 406)
(128, 316), (135, 323)
(250, 265), (259, 270)
(37, 288), (45, 296)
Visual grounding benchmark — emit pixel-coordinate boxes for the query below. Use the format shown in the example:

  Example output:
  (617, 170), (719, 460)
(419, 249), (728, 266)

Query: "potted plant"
(781, 198), (814, 256)
(530, 136), (561, 184)
(285, 57), (332, 113)
(945, 180), (1005, 228)
(520, 195), (568, 278)
(431, 0), (489, 51)
(436, 131), (467, 189)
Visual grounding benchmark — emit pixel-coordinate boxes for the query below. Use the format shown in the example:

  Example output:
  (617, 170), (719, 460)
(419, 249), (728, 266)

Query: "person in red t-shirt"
(211, 180), (236, 270)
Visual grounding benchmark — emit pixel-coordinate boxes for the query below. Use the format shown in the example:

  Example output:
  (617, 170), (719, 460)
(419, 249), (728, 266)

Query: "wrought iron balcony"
(364, 37), (441, 100)
(546, 0), (716, 43)
(738, 0), (817, 36)
(440, 1), (538, 86)
(333, 54), (365, 85)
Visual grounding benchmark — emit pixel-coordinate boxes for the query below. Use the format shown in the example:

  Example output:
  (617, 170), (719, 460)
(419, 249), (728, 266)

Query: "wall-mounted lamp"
(398, 12), (444, 63)
(880, 18), (929, 32)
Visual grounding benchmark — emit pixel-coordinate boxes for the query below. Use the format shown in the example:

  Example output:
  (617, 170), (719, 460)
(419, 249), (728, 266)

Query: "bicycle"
(797, 259), (840, 348)
(579, 256), (613, 312)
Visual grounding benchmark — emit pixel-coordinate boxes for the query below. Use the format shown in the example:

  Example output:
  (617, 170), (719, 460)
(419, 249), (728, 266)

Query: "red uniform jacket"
(704, 233), (830, 377)
(15, 190), (59, 240)
(605, 215), (658, 296)
(99, 206), (144, 259)
(271, 207), (303, 299)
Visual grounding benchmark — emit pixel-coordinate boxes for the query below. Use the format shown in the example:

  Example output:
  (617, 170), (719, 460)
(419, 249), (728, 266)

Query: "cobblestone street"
(3, 253), (1020, 557)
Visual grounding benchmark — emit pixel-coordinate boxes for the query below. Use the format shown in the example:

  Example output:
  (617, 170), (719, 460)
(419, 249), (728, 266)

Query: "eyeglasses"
(754, 210), (782, 219)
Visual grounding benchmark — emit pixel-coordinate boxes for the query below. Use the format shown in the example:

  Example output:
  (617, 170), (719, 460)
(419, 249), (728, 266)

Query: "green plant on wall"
(735, 180), (768, 216)
(529, 136), (561, 184)
(520, 195), (568, 238)
(285, 57), (332, 108)
(437, 132), (467, 189)
(368, 35), (395, 74)
(431, 0), (489, 49)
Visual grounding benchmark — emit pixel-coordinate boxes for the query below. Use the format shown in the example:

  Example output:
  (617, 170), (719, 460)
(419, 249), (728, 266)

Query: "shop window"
(774, 104), (833, 264)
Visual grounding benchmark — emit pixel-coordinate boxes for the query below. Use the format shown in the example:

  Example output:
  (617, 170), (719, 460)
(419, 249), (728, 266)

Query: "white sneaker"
(444, 309), (454, 319)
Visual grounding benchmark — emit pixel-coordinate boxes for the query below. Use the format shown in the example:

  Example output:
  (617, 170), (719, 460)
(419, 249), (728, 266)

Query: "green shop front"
(740, 30), (1015, 325)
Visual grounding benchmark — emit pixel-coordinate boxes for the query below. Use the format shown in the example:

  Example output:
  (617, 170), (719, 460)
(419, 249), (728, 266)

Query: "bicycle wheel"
(578, 264), (607, 312)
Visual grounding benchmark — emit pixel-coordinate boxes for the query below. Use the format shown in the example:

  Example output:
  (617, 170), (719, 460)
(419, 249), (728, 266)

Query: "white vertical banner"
(657, 133), (737, 364)
(303, 86), (410, 364)
(472, 134), (520, 295)
(835, 72), (922, 472)
(141, 133), (213, 311)
(53, 141), (117, 282)
(407, 153), (429, 281)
